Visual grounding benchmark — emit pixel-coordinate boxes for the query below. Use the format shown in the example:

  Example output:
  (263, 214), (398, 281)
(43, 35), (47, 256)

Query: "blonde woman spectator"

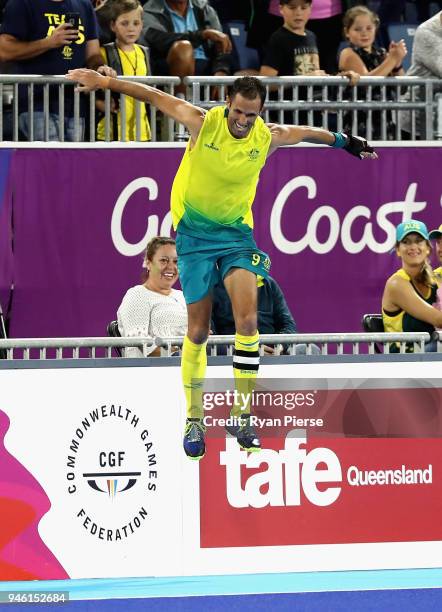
(117, 237), (187, 357)
(382, 220), (442, 352)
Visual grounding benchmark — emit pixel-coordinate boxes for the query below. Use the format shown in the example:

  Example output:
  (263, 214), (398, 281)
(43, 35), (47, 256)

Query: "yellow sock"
(231, 331), (259, 418)
(181, 335), (207, 419)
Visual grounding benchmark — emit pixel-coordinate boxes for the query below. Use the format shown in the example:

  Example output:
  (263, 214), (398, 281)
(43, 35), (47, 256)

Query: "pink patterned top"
(310, 0), (342, 19)
(268, 0), (281, 17)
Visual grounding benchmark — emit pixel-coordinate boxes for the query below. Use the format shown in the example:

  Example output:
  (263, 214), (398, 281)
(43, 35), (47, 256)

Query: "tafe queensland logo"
(65, 404), (158, 542)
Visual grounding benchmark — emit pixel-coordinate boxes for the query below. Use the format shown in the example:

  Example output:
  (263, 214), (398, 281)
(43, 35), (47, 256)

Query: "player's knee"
(235, 314), (257, 337)
(187, 328), (209, 345)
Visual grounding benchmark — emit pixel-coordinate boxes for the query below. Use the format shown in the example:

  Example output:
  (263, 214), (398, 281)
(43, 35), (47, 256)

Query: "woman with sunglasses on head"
(382, 220), (442, 352)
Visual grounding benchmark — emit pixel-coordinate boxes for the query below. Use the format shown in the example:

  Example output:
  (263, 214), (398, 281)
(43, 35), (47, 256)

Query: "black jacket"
(211, 277), (297, 336)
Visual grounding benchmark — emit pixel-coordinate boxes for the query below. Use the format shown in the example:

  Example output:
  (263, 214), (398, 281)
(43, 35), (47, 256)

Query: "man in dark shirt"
(0, 0), (116, 140)
(260, 0), (322, 77)
(212, 276), (297, 355)
(141, 0), (233, 93)
(260, 0), (358, 84)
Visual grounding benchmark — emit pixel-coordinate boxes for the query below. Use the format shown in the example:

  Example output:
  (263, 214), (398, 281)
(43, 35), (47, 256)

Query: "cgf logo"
(248, 148), (260, 161)
(83, 450), (141, 498)
(62, 45), (74, 59)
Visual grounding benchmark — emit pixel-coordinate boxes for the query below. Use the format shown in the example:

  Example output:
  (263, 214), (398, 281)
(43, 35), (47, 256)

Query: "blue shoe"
(225, 414), (261, 452)
(183, 418), (206, 460)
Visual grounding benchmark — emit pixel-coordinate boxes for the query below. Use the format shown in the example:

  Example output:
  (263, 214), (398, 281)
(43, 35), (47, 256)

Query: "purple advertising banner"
(0, 149), (13, 328)
(0, 145), (441, 338)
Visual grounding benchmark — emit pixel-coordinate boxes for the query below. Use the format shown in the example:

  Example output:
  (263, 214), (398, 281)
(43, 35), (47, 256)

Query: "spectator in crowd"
(429, 224), (442, 319)
(429, 224), (442, 280)
(117, 236), (187, 357)
(382, 220), (442, 352)
(0, 0), (116, 141)
(339, 6), (406, 77)
(260, 0), (358, 83)
(399, 11), (442, 139)
(339, 5), (406, 139)
(96, 0), (151, 141)
(141, 0), (233, 94)
(211, 275), (319, 355)
(260, 0), (323, 78)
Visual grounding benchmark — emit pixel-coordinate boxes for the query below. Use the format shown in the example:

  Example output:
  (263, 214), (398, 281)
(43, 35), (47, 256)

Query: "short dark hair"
(280, 0), (312, 5)
(141, 236), (176, 282)
(228, 77), (266, 107)
(144, 236), (176, 262)
(111, 0), (143, 21)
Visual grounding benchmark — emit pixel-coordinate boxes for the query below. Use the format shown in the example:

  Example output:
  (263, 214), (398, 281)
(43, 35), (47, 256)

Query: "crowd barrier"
(0, 75), (179, 142)
(186, 75), (442, 141)
(0, 332), (433, 359)
(0, 75), (440, 142)
(2, 343), (442, 581)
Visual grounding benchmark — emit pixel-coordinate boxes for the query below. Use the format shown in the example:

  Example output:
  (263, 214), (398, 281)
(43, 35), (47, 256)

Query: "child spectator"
(260, 0), (357, 81)
(260, 0), (323, 77)
(260, 0), (358, 127)
(97, 0), (151, 141)
(338, 5), (407, 139)
(339, 5), (407, 77)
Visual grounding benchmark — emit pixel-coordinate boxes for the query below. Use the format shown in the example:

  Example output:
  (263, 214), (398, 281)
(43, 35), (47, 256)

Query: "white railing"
(0, 332), (432, 360)
(0, 75), (440, 142)
(0, 75), (180, 142)
(185, 75), (441, 141)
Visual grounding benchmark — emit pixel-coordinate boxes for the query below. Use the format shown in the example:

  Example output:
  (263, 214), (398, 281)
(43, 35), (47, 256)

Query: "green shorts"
(176, 224), (271, 305)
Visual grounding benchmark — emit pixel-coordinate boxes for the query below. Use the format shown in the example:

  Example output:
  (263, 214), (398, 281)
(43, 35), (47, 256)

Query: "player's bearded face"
(226, 93), (262, 139)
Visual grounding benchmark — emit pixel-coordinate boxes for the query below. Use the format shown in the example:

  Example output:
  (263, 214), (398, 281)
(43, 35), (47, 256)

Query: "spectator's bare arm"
(259, 65), (278, 77)
(0, 24), (78, 61)
(339, 41), (406, 76)
(201, 29), (232, 54)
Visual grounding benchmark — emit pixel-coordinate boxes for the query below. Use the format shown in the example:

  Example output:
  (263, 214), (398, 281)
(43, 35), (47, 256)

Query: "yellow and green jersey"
(382, 268), (437, 335)
(171, 105), (272, 235)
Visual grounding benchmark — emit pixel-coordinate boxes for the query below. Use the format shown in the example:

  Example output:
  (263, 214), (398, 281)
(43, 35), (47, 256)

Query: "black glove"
(343, 133), (376, 160)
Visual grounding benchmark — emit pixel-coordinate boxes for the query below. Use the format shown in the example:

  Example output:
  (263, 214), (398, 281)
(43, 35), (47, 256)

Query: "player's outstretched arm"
(268, 124), (377, 159)
(65, 68), (205, 140)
